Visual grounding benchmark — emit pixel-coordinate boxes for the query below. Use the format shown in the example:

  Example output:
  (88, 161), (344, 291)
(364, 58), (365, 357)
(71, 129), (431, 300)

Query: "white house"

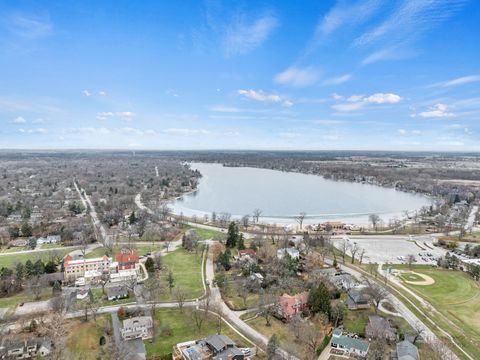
(277, 248), (300, 260)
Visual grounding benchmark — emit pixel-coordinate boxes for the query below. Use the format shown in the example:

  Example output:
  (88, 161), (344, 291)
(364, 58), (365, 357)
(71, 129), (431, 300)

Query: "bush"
(316, 334), (331, 355)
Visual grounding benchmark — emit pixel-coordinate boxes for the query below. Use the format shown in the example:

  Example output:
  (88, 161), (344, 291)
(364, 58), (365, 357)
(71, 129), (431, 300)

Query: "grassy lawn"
(0, 288), (52, 311)
(246, 316), (305, 358)
(0, 248), (73, 268)
(400, 273), (425, 282)
(343, 309), (370, 336)
(89, 288), (136, 307)
(159, 248), (205, 301)
(145, 308), (246, 359)
(392, 266), (480, 359)
(222, 284), (259, 311)
(85, 244), (163, 259)
(66, 315), (112, 360)
(183, 225), (224, 240)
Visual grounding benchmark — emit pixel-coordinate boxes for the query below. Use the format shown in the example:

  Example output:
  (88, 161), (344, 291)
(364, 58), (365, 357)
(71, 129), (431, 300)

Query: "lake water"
(172, 163), (432, 225)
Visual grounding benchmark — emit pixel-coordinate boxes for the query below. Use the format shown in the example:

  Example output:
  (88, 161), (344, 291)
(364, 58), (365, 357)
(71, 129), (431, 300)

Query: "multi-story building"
(63, 255), (111, 280)
(121, 316), (153, 341)
(115, 248), (139, 270)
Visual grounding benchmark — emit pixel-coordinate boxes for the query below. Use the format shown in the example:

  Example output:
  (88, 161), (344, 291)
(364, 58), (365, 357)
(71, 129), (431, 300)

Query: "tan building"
(63, 255), (111, 280)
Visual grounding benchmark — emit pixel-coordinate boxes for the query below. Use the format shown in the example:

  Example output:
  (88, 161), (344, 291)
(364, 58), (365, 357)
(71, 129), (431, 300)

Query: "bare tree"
(174, 286), (188, 313)
(359, 248), (366, 265)
(241, 215), (250, 229)
(42, 312), (67, 360)
(252, 209), (262, 224)
(210, 302), (225, 334)
(236, 281), (249, 309)
(350, 242), (360, 264)
(407, 254), (416, 269)
(369, 214), (381, 231)
(300, 322), (322, 360)
(258, 289), (274, 326)
(364, 278), (388, 314)
(340, 239), (348, 264)
(288, 314), (303, 341)
(295, 212), (306, 230)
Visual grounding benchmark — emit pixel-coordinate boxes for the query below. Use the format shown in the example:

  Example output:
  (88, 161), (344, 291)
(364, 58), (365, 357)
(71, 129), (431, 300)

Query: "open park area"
(395, 266), (480, 359)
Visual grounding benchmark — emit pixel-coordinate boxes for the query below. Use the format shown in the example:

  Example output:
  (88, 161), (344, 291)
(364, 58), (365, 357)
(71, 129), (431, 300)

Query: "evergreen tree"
(52, 280), (62, 295)
(129, 211), (136, 224)
(217, 250), (231, 271)
(226, 222), (238, 248)
(267, 334), (279, 360)
(167, 270), (175, 293)
(309, 282), (331, 317)
(44, 260), (57, 274)
(25, 260), (34, 278)
(33, 259), (45, 275)
(237, 233), (245, 250)
(145, 257), (155, 273)
(15, 262), (25, 281)
(21, 222), (32, 237)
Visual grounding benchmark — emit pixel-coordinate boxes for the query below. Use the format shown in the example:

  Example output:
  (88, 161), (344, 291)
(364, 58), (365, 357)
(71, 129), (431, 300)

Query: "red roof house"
(276, 291), (310, 321)
(115, 248), (139, 270)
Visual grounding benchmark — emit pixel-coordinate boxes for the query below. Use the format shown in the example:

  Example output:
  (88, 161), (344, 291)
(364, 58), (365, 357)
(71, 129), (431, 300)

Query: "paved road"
(465, 205), (479, 231)
(74, 180), (110, 246)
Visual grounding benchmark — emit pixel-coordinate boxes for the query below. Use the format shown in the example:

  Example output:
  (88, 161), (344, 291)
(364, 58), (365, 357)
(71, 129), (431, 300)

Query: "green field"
(400, 273), (425, 282)
(145, 309), (246, 359)
(159, 248), (205, 301)
(66, 315), (112, 360)
(0, 248), (75, 268)
(184, 225), (224, 240)
(85, 244), (162, 259)
(396, 266), (480, 359)
(0, 288), (52, 311)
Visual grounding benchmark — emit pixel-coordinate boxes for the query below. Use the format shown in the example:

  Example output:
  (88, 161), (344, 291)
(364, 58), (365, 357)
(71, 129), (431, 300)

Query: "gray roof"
(213, 346), (244, 360)
(205, 335), (235, 352)
(106, 285), (128, 298)
(397, 340), (419, 360)
(332, 335), (369, 353)
(348, 289), (369, 304)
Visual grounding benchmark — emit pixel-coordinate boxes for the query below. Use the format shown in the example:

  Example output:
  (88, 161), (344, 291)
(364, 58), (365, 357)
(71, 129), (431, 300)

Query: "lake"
(172, 163), (432, 224)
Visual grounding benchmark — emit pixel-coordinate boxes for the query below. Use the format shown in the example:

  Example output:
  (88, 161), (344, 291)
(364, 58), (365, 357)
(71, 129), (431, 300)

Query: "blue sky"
(0, 0), (479, 151)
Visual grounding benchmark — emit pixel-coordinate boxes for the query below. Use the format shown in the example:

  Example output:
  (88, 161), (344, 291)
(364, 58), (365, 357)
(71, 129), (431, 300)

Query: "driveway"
(111, 310), (146, 360)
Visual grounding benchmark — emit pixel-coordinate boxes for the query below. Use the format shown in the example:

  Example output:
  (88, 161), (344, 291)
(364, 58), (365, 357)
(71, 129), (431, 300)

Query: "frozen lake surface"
(172, 163), (432, 224)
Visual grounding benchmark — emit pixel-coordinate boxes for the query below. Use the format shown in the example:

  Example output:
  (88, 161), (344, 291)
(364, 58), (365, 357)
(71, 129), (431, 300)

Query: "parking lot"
(332, 235), (448, 265)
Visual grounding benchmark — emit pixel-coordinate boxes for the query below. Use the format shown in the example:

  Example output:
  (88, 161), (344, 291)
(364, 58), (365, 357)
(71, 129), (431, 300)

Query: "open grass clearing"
(183, 225), (224, 241)
(66, 315), (112, 360)
(0, 287), (52, 311)
(158, 248), (205, 301)
(85, 244), (162, 259)
(0, 248), (73, 268)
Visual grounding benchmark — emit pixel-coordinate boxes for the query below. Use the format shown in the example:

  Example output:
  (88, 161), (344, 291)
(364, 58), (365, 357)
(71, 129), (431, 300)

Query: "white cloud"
(322, 74), (352, 86)
(316, 0), (383, 38)
(18, 127), (48, 134)
(332, 92), (402, 112)
(98, 91), (107, 96)
(117, 111), (135, 121)
(355, 0), (467, 47)
(237, 89), (292, 107)
(440, 75), (480, 87)
(166, 89), (179, 97)
(364, 93), (402, 104)
(6, 14), (53, 39)
(332, 93), (343, 101)
(82, 90), (91, 97)
(415, 103), (455, 118)
(274, 66), (320, 87)
(398, 129), (406, 135)
(13, 116), (26, 124)
(162, 128), (210, 136)
(96, 111), (135, 121)
(224, 14), (279, 56)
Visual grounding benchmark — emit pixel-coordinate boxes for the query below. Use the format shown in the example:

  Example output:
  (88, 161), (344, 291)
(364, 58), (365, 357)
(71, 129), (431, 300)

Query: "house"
(0, 337), (52, 359)
(76, 289), (90, 300)
(331, 328), (369, 358)
(347, 289), (370, 310)
(249, 272), (264, 284)
(63, 255), (111, 280)
(366, 315), (397, 342)
(8, 239), (27, 247)
(173, 335), (245, 360)
(106, 285), (128, 301)
(37, 235), (61, 245)
(121, 316), (153, 341)
(238, 249), (256, 259)
(393, 340), (420, 360)
(331, 272), (356, 290)
(275, 291), (309, 321)
(109, 268), (138, 283)
(116, 248), (139, 270)
(276, 248), (300, 260)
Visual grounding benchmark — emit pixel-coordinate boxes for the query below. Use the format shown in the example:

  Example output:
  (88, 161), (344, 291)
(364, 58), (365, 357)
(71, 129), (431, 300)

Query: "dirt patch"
(401, 271), (435, 286)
